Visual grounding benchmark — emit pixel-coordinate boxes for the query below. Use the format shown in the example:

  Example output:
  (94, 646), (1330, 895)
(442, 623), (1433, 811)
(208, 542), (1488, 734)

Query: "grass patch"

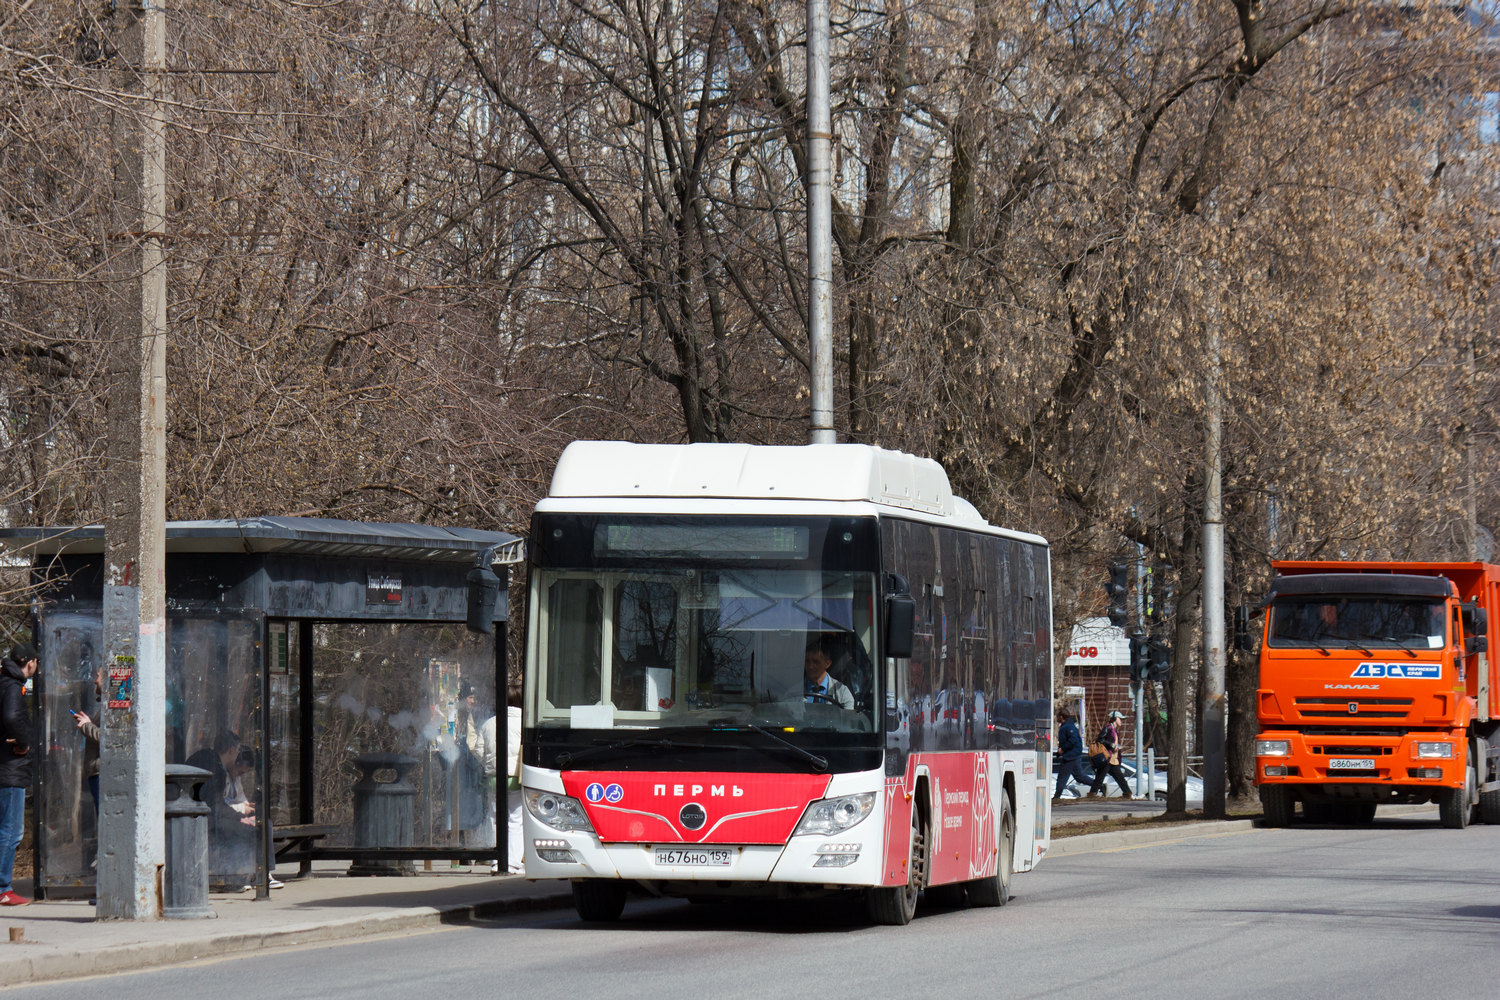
(1053, 806), (1261, 839)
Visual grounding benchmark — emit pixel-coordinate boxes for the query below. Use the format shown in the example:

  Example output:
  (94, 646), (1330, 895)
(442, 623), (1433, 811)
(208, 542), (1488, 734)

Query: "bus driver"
(804, 636), (855, 709)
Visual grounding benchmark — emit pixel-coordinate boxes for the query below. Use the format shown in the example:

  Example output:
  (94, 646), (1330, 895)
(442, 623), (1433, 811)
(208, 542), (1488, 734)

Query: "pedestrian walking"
(1086, 709), (1133, 800)
(1052, 710), (1094, 800)
(0, 642), (38, 906)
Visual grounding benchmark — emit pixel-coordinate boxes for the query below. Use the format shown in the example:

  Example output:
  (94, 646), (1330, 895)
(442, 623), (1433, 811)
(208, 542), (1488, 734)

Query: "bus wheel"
(867, 809), (925, 926)
(1260, 786), (1292, 828)
(968, 794), (1013, 907)
(572, 880), (627, 922)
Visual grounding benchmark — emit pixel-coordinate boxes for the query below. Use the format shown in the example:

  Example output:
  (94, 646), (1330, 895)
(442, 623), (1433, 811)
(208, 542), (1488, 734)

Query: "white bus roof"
(545, 442), (1041, 542)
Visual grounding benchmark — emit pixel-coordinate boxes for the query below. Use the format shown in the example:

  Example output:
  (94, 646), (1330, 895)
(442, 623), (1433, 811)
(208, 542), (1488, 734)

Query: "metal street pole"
(1201, 303), (1227, 820)
(1133, 680), (1144, 797)
(806, 0), (834, 445)
(100, 0), (169, 920)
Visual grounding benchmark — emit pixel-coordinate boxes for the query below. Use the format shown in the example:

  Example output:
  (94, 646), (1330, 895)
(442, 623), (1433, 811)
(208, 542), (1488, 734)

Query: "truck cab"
(1255, 562), (1500, 828)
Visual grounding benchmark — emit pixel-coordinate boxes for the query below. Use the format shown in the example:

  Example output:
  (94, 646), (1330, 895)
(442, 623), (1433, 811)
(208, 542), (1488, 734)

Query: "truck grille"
(1308, 745), (1391, 756)
(1293, 696), (1412, 720)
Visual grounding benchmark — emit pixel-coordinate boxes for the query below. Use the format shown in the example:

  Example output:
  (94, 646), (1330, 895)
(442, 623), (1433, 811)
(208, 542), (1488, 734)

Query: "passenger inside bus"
(803, 635), (855, 709)
(828, 634), (873, 711)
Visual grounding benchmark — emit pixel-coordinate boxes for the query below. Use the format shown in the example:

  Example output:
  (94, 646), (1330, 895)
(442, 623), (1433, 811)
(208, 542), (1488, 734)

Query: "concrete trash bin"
(347, 753), (417, 876)
(163, 764), (216, 919)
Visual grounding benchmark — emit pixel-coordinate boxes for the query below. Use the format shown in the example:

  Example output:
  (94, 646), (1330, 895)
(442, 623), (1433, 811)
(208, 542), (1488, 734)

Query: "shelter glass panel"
(310, 623), (498, 853)
(36, 612), (104, 889)
(36, 611), (264, 891)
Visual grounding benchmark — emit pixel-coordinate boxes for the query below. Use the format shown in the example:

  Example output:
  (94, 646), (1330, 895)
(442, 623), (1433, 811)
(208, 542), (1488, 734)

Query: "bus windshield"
(527, 516), (880, 735)
(1266, 596), (1445, 650)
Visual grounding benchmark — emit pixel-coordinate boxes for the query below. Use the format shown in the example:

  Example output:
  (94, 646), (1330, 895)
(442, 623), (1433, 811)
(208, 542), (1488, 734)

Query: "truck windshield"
(527, 515), (880, 735)
(1266, 596), (1445, 650)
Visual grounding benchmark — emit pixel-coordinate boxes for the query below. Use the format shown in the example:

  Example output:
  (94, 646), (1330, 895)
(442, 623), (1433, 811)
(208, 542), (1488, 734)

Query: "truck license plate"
(654, 848), (733, 867)
(1328, 758), (1375, 769)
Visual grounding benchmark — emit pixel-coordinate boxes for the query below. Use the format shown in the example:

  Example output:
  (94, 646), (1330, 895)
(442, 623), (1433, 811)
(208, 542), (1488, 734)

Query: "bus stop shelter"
(0, 517), (521, 899)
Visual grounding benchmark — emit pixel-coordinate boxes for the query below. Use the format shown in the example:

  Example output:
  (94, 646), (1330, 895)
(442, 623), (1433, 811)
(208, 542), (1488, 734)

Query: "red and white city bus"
(520, 442), (1053, 924)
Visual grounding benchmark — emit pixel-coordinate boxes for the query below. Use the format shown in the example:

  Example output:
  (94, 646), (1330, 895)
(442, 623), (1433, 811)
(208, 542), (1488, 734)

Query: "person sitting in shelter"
(185, 733), (262, 888)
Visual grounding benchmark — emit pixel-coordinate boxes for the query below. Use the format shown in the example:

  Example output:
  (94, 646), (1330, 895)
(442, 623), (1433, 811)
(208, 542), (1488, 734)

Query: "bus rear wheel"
(967, 794), (1013, 907)
(868, 808), (926, 926)
(572, 880), (628, 922)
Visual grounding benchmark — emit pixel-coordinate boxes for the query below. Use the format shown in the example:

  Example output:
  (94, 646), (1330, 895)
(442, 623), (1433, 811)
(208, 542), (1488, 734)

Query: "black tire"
(1439, 764), (1475, 830)
(1480, 787), (1500, 825)
(967, 793), (1013, 907)
(1352, 802), (1376, 825)
(572, 880), (628, 922)
(868, 806), (925, 926)
(924, 883), (967, 908)
(1260, 785), (1293, 828)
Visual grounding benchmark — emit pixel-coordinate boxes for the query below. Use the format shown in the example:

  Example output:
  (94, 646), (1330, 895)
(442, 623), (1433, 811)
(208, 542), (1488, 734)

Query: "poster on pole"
(108, 656), (135, 710)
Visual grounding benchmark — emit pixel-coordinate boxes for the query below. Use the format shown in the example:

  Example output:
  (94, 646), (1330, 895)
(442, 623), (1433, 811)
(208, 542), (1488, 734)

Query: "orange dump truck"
(1255, 561), (1500, 828)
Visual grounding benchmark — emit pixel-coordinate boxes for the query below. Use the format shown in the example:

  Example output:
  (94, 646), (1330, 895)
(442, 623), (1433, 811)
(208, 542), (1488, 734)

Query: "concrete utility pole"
(100, 0), (169, 920)
(1201, 307), (1227, 819)
(806, 0), (835, 445)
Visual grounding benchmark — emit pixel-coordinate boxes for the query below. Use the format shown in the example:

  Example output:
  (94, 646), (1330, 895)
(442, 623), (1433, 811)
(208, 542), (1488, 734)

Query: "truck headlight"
(794, 793), (876, 836)
(1415, 742), (1454, 759)
(524, 789), (596, 833)
(1256, 740), (1291, 757)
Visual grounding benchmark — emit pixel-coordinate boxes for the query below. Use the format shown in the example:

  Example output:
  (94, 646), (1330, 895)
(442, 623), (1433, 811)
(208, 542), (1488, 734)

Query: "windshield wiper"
(741, 724), (828, 772)
(1380, 637), (1421, 657)
(556, 737), (724, 769)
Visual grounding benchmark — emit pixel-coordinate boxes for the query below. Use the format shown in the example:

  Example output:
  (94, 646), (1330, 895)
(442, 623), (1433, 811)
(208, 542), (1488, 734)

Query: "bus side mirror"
(884, 574), (915, 659)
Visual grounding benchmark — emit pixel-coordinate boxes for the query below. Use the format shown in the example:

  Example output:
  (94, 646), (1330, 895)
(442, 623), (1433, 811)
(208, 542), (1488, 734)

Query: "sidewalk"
(0, 864), (575, 987)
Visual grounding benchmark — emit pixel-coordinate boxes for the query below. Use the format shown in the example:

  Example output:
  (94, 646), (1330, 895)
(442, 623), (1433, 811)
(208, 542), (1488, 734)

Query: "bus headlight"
(1256, 740), (1291, 757)
(1415, 742), (1454, 759)
(793, 793), (876, 836)
(524, 789), (596, 834)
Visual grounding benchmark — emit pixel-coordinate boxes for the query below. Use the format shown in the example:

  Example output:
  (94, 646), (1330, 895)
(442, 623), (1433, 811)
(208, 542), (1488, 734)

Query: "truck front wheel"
(1438, 764), (1475, 830)
(1260, 785), (1293, 827)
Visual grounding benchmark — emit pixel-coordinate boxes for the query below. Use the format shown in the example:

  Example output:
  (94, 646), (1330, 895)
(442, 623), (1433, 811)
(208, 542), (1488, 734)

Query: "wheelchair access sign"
(1350, 662), (1440, 679)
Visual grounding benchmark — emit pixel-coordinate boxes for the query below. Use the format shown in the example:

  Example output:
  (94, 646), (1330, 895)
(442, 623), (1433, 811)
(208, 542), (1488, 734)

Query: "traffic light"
(1156, 572), (1176, 624)
(1147, 634), (1171, 681)
(1106, 560), (1129, 627)
(1129, 630), (1148, 683)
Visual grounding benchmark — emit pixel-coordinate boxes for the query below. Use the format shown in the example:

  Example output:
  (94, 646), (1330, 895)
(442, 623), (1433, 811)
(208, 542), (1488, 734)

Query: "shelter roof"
(0, 517), (522, 564)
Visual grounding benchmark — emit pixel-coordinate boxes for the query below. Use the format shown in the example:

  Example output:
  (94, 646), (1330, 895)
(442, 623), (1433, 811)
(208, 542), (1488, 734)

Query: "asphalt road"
(14, 811), (1500, 999)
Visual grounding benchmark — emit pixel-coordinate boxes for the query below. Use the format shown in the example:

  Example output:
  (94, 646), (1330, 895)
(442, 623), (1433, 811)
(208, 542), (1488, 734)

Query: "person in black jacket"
(0, 643), (38, 906)
(1052, 710), (1095, 800)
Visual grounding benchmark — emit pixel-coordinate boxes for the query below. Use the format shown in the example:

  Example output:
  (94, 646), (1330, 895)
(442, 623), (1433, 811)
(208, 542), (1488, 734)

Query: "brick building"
(1062, 617), (1137, 752)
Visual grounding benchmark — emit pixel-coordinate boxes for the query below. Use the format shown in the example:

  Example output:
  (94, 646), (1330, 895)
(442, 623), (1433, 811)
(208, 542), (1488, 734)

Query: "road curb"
(0, 889), (580, 987)
(1048, 819), (1258, 855)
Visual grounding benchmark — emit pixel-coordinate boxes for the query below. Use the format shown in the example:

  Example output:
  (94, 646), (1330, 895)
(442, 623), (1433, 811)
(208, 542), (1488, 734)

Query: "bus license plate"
(654, 848), (733, 867)
(1328, 758), (1375, 769)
